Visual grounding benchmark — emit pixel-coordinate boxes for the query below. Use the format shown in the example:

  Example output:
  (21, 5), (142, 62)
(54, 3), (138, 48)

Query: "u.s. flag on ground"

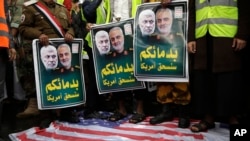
(9, 113), (229, 141)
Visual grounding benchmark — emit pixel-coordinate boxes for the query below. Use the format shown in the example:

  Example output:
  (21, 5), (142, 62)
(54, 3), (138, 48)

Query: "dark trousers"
(84, 44), (101, 111)
(190, 70), (245, 118)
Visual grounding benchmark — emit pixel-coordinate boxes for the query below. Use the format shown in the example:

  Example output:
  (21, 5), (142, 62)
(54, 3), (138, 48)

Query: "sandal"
(129, 113), (146, 124)
(108, 111), (127, 122)
(190, 120), (215, 132)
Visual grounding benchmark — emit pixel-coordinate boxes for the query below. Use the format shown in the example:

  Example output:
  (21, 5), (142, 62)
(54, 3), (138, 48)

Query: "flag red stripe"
(9, 119), (229, 141)
(38, 131), (102, 141)
(116, 125), (204, 140)
(58, 125), (167, 141)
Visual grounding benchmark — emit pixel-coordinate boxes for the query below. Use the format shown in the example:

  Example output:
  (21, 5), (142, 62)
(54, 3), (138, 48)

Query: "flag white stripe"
(55, 122), (204, 141)
(50, 124), (156, 141)
(9, 120), (229, 141)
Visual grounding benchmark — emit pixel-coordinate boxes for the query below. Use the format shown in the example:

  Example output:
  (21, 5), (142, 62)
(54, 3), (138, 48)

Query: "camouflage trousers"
(16, 43), (36, 97)
(156, 82), (191, 105)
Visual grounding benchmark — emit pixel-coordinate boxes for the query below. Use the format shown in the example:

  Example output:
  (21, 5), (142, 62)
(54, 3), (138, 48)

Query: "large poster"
(91, 19), (145, 94)
(134, 0), (189, 82)
(33, 38), (86, 110)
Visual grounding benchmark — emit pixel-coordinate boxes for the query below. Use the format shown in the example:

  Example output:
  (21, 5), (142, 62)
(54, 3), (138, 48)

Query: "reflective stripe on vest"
(195, 0), (238, 38)
(0, 3), (9, 48)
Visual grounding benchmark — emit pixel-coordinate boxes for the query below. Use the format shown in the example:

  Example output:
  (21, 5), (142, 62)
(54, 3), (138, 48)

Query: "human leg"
(216, 71), (245, 125)
(0, 50), (7, 102)
(108, 91), (128, 121)
(83, 47), (106, 119)
(190, 71), (215, 132)
(149, 83), (174, 124)
(190, 114), (215, 132)
(189, 70), (216, 132)
(150, 103), (174, 124)
(0, 77), (4, 131)
(16, 45), (40, 118)
(170, 82), (191, 128)
(129, 89), (146, 123)
(178, 104), (191, 128)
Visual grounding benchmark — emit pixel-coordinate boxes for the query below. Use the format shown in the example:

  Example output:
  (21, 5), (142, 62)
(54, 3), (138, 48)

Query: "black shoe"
(178, 117), (190, 128)
(149, 112), (173, 125)
(84, 111), (108, 119)
(39, 117), (54, 129)
(60, 110), (80, 123)
(66, 113), (80, 123)
(178, 104), (190, 128)
(108, 111), (127, 122)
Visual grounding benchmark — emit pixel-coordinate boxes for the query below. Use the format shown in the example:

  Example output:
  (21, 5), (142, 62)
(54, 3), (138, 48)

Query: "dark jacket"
(82, 0), (102, 23)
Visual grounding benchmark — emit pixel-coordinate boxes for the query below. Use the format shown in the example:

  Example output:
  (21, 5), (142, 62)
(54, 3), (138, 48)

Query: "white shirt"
(113, 0), (129, 22)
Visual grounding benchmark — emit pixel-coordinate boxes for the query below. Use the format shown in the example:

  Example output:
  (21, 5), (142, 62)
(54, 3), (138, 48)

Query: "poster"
(33, 38), (86, 110)
(134, 0), (189, 82)
(91, 19), (145, 94)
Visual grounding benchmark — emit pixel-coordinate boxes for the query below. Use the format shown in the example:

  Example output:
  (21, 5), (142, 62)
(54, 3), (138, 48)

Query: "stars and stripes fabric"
(9, 113), (230, 141)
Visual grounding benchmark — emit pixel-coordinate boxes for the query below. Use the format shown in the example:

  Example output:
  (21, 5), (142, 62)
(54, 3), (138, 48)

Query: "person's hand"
(161, 0), (172, 8)
(8, 48), (16, 61)
(64, 32), (74, 42)
(232, 38), (247, 51)
(86, 23), (95, 32)
(39, 34), (49, 46)
(187, 41), (196, 53)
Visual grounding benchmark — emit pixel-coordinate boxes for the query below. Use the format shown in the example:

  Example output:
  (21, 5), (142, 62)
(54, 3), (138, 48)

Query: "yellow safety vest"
(195, 0), (238, 38)
(86, 0), (142, 48)
(57, 0), (64, 5)
(0, 0), (9, 48)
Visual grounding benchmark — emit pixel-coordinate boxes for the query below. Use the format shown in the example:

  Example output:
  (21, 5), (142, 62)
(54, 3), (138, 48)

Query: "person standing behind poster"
(0, 0), (16, 138)
(82, 0), (148, 123)
(16, 0), (75, 128)
(149, 0), (191, 129)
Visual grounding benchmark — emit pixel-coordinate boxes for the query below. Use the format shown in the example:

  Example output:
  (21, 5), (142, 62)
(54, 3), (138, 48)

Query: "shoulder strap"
(24, 0), (38, 7)
(34, 1), (65, 37)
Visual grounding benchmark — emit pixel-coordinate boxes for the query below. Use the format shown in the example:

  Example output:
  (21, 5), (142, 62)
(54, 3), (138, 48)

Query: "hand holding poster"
(134, 1), (189, 82)
(33, 38), (86, 110)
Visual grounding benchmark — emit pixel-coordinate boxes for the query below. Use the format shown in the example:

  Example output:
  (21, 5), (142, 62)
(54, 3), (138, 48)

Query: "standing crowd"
(1, 0), (250, 140)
